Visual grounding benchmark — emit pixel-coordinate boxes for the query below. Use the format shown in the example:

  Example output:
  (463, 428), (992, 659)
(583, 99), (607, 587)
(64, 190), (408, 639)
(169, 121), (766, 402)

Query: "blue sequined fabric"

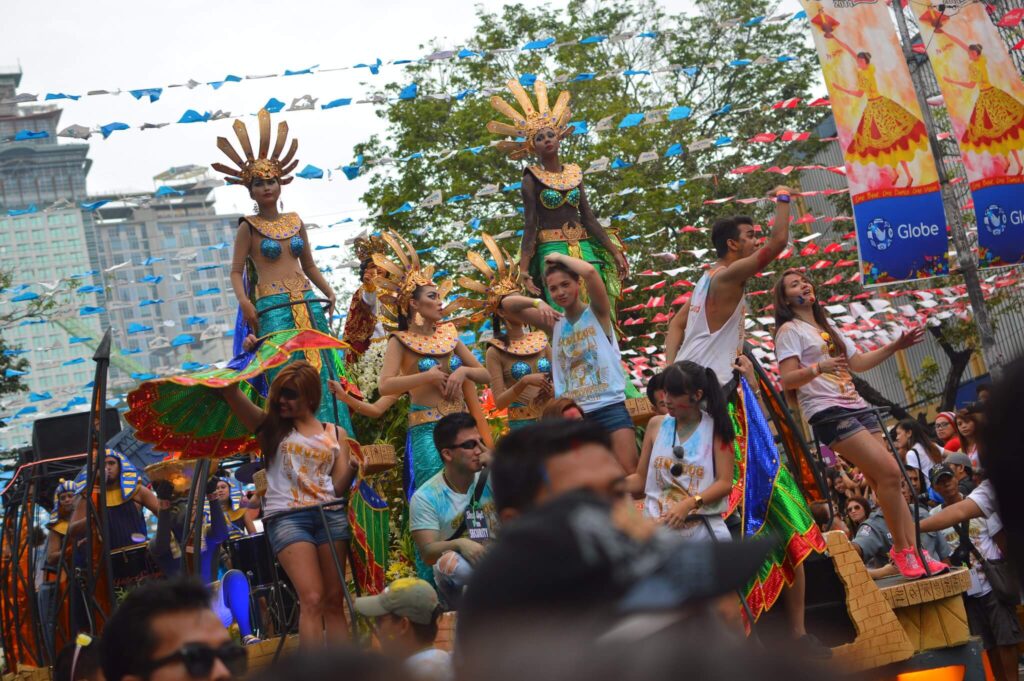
(289, 235), (304, 257)
(448, 354), (463, 372)
(510, 361), (531, 380)
(537, 357), (552, 374)
(417, 357), (439, 372)
(260, 238), (283, 260)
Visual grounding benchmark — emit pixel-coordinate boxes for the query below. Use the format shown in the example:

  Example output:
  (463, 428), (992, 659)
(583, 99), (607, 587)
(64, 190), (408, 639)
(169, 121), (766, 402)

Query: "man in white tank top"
(665, 185), (793, 385)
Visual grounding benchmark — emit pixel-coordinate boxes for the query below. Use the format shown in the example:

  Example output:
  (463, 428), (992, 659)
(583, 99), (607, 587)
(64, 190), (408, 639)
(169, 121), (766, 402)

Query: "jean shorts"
(584, 401), (634, 433)
(264, 505), (350, 554)
(809, 406), (881, 447)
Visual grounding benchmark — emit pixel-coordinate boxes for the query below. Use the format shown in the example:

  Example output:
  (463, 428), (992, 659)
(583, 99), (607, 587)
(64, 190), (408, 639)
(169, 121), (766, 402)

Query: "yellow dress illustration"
(959, 55), (1024, 157)
(845, 64), (930, 167)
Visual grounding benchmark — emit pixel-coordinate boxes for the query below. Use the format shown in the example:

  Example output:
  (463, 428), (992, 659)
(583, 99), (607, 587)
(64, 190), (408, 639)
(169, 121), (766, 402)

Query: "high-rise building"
(0, 66), (104, 450)
(89, 166), (240, 384)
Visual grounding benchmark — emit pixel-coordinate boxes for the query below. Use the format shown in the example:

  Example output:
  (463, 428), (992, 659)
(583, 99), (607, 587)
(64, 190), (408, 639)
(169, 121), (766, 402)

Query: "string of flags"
(0, 9), (813, 115)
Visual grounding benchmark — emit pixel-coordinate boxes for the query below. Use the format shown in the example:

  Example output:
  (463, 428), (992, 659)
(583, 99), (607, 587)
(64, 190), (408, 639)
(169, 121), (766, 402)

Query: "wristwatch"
(692, 494), (704, 510)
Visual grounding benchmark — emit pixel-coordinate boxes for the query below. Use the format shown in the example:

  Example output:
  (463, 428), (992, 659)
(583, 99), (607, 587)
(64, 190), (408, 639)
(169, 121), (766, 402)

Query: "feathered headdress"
(212, 109), (300, 185)
(371, 230), (452, 331)
(354, 234), (388, 265)
(487, 79), (572, 160)
(457, 234), (523, 320)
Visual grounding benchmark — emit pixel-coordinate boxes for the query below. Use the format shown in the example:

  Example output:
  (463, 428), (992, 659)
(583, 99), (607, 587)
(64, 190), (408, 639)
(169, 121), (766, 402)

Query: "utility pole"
(891, 4), (1005, 381)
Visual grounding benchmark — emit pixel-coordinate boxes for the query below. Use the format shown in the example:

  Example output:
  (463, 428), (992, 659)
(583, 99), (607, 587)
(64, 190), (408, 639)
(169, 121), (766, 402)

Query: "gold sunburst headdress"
(212, 108), (300, 185)
(354, 234), (388, 265)
(486, 79), (572, 160)
(372, 230), (452, 330)
(457, 234), (523, 321)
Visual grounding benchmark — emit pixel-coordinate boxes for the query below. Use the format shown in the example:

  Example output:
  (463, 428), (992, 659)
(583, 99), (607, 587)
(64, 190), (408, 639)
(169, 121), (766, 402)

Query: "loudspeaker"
(31, 408), (122, 462)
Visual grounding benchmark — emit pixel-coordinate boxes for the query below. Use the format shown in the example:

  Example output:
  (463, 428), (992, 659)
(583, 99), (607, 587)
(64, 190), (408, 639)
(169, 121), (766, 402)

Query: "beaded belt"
(508, 404), (543, 422)
(256, 274), (311, 299)
(537, 223), (588, 245)
(407, 400), (465, 427)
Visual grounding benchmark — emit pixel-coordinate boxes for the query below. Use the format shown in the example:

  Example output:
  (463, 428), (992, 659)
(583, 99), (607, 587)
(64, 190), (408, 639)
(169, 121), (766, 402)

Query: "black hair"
(409, 605), (443, 644)
(981, 356), (1023, 573)
(733, 215), (754, 227)
(975, 383), (991, 397)
(359, 258), (371, 281)
(249, 647), (412, 681)
(433, 412), (479, 452)
(968, 44), (983, 55)
(490, 420), (613, 513)
(662, 361), (735, 444)
(543, 260), (580, 283)
(896, 418), (942, 467)
(397, 284), (429, 331)
(856, 51), (871, 63)
(101, 577), (212, 681)
(710, 218), (740, 258)
(646, 372), (665, 406)
(491, 311), (508, 345)
(55, 637), (102, 681)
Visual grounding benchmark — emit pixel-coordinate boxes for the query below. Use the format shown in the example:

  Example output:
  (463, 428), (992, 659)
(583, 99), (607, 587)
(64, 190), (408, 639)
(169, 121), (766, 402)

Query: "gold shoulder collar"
(244, 212), (302, 240)
(526, 164), (582, 191)
(392, 322), (459, 356)
(488, 330), (549, 357)
(49, 519), (70, 535)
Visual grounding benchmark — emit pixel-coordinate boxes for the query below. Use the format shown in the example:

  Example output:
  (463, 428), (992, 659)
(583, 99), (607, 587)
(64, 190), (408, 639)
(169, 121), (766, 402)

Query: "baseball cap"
(945, 452), (972, 469)
(354, 578), (439, 625)
(929, 464), (955, 486)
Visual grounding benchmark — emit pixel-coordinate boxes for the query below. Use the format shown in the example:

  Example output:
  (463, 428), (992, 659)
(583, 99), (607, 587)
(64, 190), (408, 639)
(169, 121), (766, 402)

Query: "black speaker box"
(31, 408), (122, 462)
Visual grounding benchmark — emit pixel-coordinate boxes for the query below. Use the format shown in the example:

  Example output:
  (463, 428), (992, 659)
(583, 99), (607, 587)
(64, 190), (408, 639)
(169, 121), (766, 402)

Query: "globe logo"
(866, 218), (894, 251)
(983, 204), (1007, 236)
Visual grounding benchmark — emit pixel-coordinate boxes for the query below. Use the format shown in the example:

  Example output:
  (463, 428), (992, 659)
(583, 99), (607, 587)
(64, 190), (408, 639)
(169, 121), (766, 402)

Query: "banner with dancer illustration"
(799, 0), (949, 286)
(915, 1), (1024, 267)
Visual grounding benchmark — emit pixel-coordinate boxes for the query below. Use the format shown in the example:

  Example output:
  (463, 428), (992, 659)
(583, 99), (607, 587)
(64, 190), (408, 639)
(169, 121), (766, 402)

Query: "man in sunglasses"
(101, 577), (246, 681)
(410, 412), (498, 609)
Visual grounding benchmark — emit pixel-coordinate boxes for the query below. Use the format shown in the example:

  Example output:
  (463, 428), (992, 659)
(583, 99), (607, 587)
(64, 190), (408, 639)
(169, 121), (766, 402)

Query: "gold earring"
(413, 311), (424, 326)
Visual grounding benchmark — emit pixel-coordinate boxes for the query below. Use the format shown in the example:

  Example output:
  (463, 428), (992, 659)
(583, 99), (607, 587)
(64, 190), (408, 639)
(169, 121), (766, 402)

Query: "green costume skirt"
(255, 290), (355, 436)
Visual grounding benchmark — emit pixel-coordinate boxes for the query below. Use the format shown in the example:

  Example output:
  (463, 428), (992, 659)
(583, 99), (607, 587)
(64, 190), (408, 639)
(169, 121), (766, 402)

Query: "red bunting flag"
(671, 294), (690, 305)
(808, 97), (831, 107)
(998, 8), (1024, 26)
(749, 132), (778, 143)
(772, 97), (802, 109)
(781, 130), (812, 142)
(642, 280), (667, 291)
(672, 280), (695, 288)
(823, 274), (843, 285)
(794, 214), (817, 225)
(824, 243), (843, 254)
(835, 259), (858, 268)
(651, 312), (672, 323)
(810, 259), (831, 270)
(800, 243), (821, 256)
(765, 166), (795, 175)
(730, 165), (762, 174)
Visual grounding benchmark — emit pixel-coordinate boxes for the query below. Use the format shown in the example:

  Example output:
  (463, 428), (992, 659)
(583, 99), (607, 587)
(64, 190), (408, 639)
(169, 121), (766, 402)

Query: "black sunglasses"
(144, 642), (247, 678)
(447, 438), (481, 451)
(279, 387), (300, 400)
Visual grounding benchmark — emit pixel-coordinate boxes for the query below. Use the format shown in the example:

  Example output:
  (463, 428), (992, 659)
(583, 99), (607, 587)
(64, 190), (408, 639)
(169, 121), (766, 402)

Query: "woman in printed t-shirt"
(772, 269), (946, 581)
(218, 360), (359, 647)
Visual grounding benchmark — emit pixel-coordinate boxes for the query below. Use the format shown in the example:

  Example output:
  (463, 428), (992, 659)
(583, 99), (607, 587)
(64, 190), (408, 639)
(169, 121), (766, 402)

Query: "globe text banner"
(800, 0), (949, 286)
(915, 0), (1024, 268)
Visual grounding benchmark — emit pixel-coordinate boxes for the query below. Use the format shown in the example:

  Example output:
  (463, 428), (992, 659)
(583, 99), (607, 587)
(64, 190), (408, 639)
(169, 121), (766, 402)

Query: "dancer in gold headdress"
(214, 109), (354, 434)
(486, 79), (628, 313)
(373, 231), (490, 493)
(457, 234), (556, 430)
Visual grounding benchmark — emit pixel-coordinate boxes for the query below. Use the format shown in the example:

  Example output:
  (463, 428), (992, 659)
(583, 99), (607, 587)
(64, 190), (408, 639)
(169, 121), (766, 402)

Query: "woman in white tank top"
(219, 360), (360, 646)
(626, 361), (736, 541)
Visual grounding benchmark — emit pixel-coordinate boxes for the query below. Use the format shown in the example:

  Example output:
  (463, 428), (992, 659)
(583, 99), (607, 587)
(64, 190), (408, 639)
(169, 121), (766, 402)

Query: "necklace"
(442, 471), (470, 494)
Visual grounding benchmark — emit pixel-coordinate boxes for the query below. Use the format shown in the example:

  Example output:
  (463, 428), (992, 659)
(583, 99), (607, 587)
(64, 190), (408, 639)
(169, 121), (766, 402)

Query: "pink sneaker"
(889, 546), (925, 580)
(917, 549), (949, 577)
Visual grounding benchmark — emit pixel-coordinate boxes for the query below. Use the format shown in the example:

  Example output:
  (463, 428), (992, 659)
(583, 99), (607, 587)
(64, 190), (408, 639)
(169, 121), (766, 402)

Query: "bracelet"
(813, 363), (821, 376)
(776, 193), (791, 204)
(532, 298), (541, 309)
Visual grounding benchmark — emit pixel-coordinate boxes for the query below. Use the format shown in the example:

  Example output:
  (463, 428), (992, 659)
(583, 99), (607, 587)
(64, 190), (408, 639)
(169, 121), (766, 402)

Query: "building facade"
(0, 67), (104, 450)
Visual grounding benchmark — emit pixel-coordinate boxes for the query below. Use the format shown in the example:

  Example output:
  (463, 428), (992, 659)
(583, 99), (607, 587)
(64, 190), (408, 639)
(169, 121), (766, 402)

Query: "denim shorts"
(264, 505), (350, 554)
(809, 406), (881, 447)
(584, 401), (634, 433)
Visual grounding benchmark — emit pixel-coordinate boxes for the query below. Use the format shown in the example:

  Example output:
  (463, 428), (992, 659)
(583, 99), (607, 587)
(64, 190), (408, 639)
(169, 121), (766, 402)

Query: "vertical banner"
(800, 0), (950, 286)
(915, 1), (1024, 267)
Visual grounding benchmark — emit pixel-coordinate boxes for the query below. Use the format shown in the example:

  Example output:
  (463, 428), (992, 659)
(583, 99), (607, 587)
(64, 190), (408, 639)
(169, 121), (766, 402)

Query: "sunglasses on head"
(144, 641), (247, 678)
(279, 387), (300, 401)
(448, 438), (481, 451)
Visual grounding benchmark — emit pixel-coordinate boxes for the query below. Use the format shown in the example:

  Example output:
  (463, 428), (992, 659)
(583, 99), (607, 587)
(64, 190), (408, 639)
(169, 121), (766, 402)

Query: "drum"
(110, 543), (161, 590)
(227, 534), (278, 588)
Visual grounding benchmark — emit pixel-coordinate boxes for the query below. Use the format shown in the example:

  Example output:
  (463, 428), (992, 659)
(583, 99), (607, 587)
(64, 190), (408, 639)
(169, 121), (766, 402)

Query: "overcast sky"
(1, 0), (591, 248)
